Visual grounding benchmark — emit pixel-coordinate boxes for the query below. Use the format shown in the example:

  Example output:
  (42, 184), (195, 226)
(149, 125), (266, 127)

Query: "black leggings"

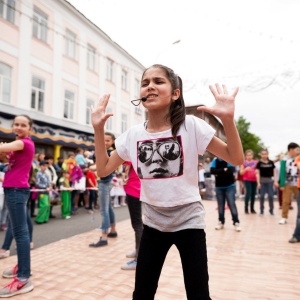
(133, 225), (211, 300)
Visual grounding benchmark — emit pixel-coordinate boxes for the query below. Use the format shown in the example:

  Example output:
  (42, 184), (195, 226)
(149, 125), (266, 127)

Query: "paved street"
(0, 198), (299, 299)
(0, 204), (130, 255)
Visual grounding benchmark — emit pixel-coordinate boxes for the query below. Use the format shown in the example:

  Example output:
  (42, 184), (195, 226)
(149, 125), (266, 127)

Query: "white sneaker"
(121, 260), (137, 270)
(234, 223), (242, 232)
(215, 222), (224, 230)
(279, 218), (287, 224)
(126, 250), (136, 258)
(114, 204), (120, 208)
(0, 250), (10, 259)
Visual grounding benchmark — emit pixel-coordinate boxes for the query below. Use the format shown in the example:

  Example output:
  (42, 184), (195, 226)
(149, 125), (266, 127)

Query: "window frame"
(121, 113), (127, 133)
(86, 98), (94, 125)
(106, 58), (114, 82)
(0, 62), (12, 104)
(87, 44), (96, 71)
(121, 69), (128, 91)
(31, 75), (45, 112)
(0, 0), (16, 24)
(32, 6), (48, 43)
(65, 29), (77, 59)
(134, 78), (140, 98)
(63, 89), (75, 120)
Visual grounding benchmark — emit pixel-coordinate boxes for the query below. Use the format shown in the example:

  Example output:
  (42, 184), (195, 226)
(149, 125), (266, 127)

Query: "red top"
(85, 170), (97, 187)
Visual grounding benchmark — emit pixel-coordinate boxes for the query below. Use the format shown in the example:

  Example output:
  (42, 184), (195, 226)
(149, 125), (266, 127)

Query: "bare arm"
(0, 140), (24, 153)
(273, 167), (279, 188)
(92, 94), (124, 177)
(256, 169), (261, 189)
(199, 84), (244, 166)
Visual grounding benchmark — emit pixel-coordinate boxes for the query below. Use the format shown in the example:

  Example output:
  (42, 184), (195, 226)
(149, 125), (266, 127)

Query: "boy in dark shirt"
(210, 157), (241, 232)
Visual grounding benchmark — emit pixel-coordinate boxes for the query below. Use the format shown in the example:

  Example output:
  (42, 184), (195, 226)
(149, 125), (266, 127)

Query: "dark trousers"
(133, 225), (211, 300)
(88, 190), (97, 210)
(244, 180), (257, 211)
(259, 181), (274, 214)
(126, 194), (143, 256)
(216, 185), (239, 224)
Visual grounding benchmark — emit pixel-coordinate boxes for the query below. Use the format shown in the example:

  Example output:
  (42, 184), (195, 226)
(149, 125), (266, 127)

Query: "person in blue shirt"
(210, 157), (241, 231)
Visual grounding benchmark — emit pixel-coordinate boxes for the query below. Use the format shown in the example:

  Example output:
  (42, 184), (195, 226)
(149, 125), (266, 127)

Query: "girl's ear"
(172, 88), (180, 101)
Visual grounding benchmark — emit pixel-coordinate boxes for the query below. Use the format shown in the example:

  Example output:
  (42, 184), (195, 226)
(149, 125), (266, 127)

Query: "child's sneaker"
(278, 218), (287, 224)
(89, 237), (108, 247)
(126, 250), (136, 258)
(0, 250), (10, 259)
(289, 236), (300, 243)
(215, 222), (224, 230)
(234, 223), (242, 232)
(121, 260), (137, 270)
(2, 265), (18, 278)
(0, 278), (33, 297)
(107, 231), (118, 238)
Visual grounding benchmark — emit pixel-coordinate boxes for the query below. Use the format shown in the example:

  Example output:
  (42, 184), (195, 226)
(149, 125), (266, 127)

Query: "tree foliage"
(236, 116), (265, 158)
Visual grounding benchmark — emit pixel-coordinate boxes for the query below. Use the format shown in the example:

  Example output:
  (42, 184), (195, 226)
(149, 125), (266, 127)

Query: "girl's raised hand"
(197, 84), (239, 122)
(91, 94), (114, 129)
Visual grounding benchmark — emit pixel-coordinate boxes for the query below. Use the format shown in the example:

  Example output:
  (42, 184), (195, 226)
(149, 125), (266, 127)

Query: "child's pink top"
(3, 137), (35, 188)
(123, 162), (141, 199)
(243, 160), (258, 182)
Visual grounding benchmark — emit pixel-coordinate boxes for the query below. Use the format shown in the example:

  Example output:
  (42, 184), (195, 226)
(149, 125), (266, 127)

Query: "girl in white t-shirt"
(91, 64), (244, 299)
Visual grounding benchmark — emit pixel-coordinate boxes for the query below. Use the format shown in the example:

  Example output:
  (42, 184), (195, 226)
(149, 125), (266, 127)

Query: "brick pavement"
(0, 199), (299, 299)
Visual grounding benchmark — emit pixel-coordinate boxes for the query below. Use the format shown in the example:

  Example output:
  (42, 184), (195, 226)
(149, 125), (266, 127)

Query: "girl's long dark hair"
(143, 64), (186, 139)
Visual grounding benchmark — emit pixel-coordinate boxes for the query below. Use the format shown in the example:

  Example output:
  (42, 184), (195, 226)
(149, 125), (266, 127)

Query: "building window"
(121, 69), (128, 90)
(121, 113), (127, 133)
(31, 76), (45, 112)
(86, 98), (94, 125)
(32, 7), (48, 43)
(0, 62), (12, 103)
(65, 30), (76, 59)
(134, 78), (140, 98)
(87, 44), (96, 71)
(64, 90), (74, 119)
(0, 0), (16, 24)
(105, 107), (113, 131)
(106, 58), (114, 82)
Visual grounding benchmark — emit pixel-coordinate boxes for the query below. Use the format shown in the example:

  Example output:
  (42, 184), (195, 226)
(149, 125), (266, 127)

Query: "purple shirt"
(3, 137), (35, 188)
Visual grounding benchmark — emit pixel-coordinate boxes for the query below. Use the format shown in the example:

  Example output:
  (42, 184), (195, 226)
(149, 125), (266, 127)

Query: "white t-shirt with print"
(115, 115), (215, 207)
(285, 157), (299, 186)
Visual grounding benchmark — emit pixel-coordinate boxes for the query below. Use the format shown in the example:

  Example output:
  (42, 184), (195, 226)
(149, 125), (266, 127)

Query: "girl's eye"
(155, 80), (165, 85)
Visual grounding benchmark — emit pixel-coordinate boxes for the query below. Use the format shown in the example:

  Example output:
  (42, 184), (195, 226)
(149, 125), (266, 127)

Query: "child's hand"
(91, 94), (114, 129)
(197, 84), (238, 122)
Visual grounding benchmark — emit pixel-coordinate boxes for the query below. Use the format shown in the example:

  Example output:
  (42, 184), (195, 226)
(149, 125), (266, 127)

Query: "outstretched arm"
(91, 94), (124, 177)
(0, 140), (24, 153)
(198, 84), (244, 166)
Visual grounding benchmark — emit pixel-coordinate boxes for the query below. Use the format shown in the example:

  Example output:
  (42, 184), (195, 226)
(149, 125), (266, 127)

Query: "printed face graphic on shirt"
(286, 158), (299, 184)
(137, 136), (183, 179)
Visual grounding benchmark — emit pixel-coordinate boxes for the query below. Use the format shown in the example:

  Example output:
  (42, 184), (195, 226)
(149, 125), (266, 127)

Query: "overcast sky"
(68, 0), (300, 159)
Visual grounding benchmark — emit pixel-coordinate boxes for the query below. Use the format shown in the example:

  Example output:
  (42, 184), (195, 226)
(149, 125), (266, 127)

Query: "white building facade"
(0, 0), (145, 158)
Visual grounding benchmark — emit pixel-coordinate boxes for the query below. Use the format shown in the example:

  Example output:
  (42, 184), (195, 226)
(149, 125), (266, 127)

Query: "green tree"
(236, 116), (265, 158)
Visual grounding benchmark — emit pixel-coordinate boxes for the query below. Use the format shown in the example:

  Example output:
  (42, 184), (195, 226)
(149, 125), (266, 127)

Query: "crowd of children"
(200, 143), (300, 240)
